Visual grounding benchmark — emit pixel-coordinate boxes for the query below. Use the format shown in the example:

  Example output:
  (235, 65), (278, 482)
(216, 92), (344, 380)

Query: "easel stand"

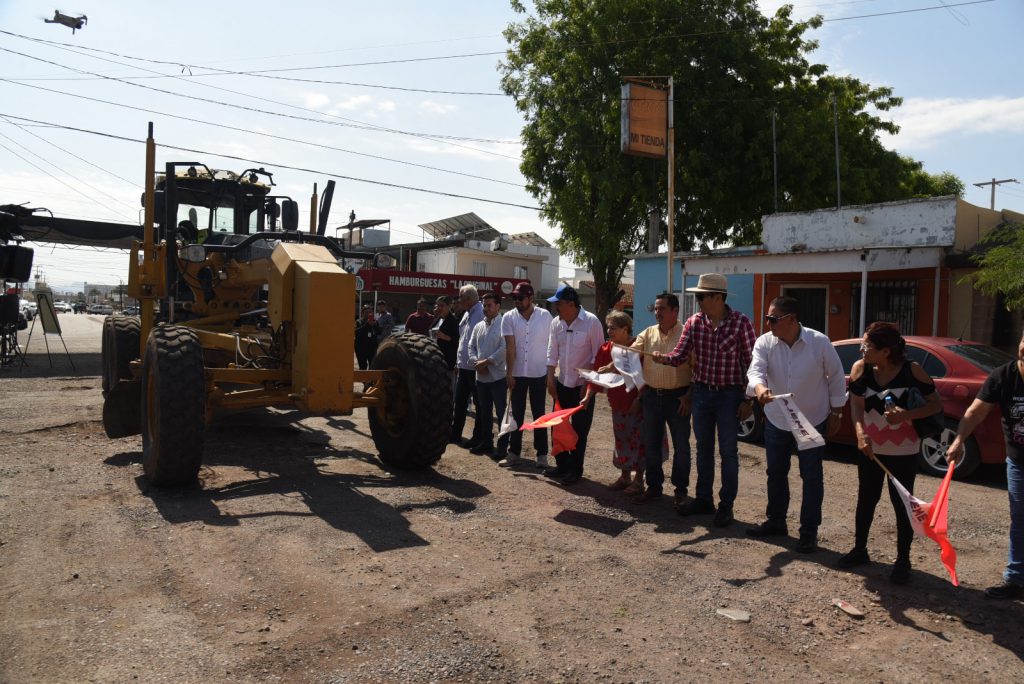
(19, 289), (75, 371)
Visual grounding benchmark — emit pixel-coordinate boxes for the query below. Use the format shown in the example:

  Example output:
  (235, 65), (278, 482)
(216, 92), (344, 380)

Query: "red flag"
(519, 403), (584, 430)
(521, 402), (580, 455)
(887, 462), (959, 586)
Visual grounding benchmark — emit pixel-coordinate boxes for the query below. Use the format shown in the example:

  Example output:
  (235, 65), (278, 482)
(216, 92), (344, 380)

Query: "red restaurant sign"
(357, 268), (530, 297)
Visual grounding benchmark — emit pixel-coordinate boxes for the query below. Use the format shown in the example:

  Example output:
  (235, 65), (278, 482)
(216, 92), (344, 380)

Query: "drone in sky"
(43, 10), (87, 33)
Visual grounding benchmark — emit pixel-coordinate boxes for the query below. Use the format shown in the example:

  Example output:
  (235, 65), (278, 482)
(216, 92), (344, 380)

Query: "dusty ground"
(1, 314), (1022, 683)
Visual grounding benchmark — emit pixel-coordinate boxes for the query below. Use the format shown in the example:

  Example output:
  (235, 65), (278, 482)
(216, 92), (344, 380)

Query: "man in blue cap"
(544, 284), (605, 485)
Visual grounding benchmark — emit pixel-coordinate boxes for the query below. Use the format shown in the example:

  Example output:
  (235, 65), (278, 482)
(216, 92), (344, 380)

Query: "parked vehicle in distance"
(88, 304), (114, 315)
(738, 336), (1013, 479)
(73, 302), (87, 313)
(20, 299), (36, 320)
(122, 306), (139, 316)
(53, 301), (73, 313)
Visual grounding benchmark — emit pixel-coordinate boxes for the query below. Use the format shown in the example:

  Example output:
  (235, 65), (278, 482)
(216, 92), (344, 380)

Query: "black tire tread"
(102, 315), (140, 395)
(141, 325), (206, 486)
(369, 332), (452, 469)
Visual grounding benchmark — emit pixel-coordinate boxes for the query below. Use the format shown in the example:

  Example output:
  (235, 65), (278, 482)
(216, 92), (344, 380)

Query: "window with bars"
(850, 280), (917, 336)
(472, 261), (487, 277)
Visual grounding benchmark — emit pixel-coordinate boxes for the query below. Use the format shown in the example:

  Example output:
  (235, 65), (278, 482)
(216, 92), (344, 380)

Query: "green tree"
(963, 222), (1024, 309)
(500, 0), (961, 318)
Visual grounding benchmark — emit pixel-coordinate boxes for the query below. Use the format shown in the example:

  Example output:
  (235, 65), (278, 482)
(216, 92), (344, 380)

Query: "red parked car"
(738, 336), (1013, 479)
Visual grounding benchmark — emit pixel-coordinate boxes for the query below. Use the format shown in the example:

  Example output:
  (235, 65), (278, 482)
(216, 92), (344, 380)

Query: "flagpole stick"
(612, 342), (658, 357)
(867, 451), (896, 480)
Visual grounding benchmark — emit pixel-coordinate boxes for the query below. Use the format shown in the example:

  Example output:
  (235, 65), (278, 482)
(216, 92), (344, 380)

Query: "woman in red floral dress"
(585, 311), (664, 494)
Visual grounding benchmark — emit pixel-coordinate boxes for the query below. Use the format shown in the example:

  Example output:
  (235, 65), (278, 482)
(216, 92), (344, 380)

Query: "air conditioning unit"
(490, 233), (510, 251)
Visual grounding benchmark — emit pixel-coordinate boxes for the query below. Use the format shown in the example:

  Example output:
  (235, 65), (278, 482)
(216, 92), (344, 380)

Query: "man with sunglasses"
(654, 273), (756, 527)
(746, 296), (846, 553)
(501, 282), (552, 468)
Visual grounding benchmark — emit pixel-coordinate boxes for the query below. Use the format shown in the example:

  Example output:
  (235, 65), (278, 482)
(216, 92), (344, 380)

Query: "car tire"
(738, 403), (764, 443)
(917, 417), (980, 480)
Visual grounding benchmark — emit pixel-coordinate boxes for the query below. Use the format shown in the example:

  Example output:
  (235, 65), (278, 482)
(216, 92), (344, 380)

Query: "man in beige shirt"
(631, 292), (693, 506)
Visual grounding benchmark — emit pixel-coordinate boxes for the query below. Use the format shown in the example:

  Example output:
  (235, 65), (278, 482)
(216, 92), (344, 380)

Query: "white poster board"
(34, 289), (61, 335)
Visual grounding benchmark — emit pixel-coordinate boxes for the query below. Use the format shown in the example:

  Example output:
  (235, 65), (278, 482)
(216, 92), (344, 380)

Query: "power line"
(0, 44), (521, 153)
(0, 133), (136, 221)
(0, 113), (542, 211)
(0, 80), (524, 187)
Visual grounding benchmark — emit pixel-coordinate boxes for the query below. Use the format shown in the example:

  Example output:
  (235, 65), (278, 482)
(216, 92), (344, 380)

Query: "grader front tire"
(369, 333), (452, 469)
(141, 325), (206, 486)
(101, 315), (140, 396)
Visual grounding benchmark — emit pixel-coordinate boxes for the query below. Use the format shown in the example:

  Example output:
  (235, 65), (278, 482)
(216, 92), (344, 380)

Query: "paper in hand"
(577, 369), (625, 389)
(610, 344), (646, 391)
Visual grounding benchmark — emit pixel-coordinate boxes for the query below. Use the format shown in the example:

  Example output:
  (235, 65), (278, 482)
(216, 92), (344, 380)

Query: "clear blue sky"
(0, 0), (1020, 291)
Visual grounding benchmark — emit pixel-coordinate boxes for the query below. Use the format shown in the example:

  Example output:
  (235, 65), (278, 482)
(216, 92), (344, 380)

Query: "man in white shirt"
(746, 296), (847, 553)
(501, 282), (553, 468)
(545, 284), (605, 486)
(469, 292), (509, 459)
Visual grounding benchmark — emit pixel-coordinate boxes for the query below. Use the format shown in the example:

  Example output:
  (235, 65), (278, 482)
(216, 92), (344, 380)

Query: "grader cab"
(101, 125), (451, 485)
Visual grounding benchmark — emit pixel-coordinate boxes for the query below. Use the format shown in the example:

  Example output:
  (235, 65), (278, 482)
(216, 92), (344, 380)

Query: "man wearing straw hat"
(654, 273), (756, 528)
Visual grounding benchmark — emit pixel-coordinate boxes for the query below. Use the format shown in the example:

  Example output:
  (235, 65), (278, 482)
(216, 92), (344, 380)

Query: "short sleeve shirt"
(978, 360), (1024, 462)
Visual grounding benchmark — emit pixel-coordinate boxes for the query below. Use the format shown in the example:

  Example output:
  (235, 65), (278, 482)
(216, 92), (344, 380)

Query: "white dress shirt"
(746, 325), (848, 428)
(501, 305), (553, 378)
(546, 307), (605, 388)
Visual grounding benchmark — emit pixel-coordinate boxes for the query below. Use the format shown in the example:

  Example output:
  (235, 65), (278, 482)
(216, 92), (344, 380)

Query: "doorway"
(781, 285), (827, 335)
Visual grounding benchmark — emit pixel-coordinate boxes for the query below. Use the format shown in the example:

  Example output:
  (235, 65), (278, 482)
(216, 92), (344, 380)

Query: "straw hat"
(685, 273), (730, 294)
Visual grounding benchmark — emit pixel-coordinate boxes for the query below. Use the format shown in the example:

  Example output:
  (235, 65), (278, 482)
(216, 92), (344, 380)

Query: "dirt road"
(1, 314), (1022, 683)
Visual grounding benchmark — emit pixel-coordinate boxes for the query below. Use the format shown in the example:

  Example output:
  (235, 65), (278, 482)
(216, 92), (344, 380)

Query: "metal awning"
(418, 212), (501, 242)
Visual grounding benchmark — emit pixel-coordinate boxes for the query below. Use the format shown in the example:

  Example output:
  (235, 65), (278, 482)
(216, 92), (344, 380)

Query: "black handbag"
(906, 385), (944, 440)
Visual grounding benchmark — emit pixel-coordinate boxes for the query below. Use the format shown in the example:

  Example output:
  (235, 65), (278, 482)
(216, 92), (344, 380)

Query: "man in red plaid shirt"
(654, 273), (756, 527)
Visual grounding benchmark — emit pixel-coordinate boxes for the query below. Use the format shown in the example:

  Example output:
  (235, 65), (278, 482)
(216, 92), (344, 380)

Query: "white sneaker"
(497, 453), (521, 468)
(535, 454), (549, 469)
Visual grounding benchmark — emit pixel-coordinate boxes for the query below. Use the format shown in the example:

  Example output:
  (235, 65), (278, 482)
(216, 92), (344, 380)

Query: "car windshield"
(946, 343), (1014, 373)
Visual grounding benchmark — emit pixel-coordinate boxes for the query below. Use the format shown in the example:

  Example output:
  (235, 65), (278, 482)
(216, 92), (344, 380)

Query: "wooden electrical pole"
(972, 178), (1019, 210)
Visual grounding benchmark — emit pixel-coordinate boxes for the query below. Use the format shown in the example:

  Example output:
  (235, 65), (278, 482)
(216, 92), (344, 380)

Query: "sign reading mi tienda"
(620, 81), (668, 158)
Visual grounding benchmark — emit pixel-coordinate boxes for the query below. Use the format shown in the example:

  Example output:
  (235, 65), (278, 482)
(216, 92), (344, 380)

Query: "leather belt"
(694, 382), (743, 392)
(651, 386), (688, 396)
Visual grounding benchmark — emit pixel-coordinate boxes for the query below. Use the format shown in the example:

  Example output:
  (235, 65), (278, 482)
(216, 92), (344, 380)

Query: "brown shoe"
(607, 475), (631, 491)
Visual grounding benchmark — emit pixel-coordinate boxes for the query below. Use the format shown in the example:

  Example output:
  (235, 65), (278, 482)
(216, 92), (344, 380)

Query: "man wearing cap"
(501, 282), (552, 468)
(405, 297), (435, 336)
(545, 284), (606, 485)
(450, 285), (486, 448)
(654, 273), (756, 527)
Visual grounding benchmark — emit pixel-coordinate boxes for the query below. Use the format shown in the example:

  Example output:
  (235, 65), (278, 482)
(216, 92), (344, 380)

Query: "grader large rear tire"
(369, 332), (452, 469)
(141, 325), (206, 486)
(101, 315), (140, 396)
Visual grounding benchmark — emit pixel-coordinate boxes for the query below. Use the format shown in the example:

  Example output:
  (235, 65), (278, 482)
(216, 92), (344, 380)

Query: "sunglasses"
(512, 295), (528, 301)
(764, 313), (793, 324)
(695, 293), (719, 302)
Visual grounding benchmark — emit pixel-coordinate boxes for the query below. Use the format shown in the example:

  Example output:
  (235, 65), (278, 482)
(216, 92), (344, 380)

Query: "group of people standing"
(366, 271), (1022, 599)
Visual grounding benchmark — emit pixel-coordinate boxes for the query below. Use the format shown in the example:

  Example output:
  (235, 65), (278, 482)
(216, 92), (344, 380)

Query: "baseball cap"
(511, 282), (534, 298)
(546, 283), (579, 304)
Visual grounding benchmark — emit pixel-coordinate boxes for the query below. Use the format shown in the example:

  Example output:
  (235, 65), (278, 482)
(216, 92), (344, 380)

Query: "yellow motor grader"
(101, 124), (451, 485)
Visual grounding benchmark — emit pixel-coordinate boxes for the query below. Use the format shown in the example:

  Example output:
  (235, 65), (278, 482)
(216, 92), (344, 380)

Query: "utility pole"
(973, 178), (1019, 210)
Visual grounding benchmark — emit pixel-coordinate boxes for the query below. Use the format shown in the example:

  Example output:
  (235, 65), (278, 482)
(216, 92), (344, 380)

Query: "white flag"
(774, 394), (825, 450)
(577, 369), (625, 389)
(610, 345), (646, 391)
(497, 401), (518, 437)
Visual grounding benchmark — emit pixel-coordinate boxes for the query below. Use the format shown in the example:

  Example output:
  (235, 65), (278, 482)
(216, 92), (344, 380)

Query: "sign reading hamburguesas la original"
(620, 81), (668, 158)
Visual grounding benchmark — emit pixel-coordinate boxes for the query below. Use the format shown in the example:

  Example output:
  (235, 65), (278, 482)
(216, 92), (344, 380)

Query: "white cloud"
(377, 100), (396, 113)
(302, 92), (331, 109)
(883, 96), (1024, 150)
(419, 100), (458, 115)
(333, 94), (373, 111)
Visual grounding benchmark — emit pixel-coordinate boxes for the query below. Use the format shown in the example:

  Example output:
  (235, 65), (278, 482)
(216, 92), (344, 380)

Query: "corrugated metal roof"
(417, 212), (502, 241)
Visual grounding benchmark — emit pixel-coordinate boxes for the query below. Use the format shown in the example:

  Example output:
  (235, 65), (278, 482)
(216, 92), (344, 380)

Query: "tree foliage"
(500, 0), (962, 319)
(963, 222), (1024, 310)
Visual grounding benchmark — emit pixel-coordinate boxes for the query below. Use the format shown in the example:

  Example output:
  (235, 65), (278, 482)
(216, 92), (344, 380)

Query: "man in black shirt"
(432, 295), (459, 371)
(949, 332), (1024, 600)
(354, 305), (378, 370)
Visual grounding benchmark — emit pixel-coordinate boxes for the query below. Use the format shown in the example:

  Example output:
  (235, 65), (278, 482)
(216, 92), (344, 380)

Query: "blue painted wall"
(632, 255), (756, 331)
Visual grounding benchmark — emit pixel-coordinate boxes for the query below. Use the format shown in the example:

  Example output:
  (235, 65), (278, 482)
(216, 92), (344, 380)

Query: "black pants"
(451, 368), (483, 444)
(854, 454), (918, 561)
(508, 376), (548, 457)
(554, 381), (596, 477)
(355, 349), (375, 371)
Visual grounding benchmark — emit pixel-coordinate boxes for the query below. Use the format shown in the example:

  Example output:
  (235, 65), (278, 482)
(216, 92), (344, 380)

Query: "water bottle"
(884, 395), (896, 413)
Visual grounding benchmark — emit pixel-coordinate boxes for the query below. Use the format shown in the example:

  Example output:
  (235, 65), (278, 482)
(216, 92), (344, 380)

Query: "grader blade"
(103, 378), (142, 438)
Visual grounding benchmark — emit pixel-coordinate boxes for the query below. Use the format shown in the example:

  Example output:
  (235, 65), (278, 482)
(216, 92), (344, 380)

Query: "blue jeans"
(1006, 457), (1023, 586)
(475, 377), (510, 454)
(690, 384), (744, 508)
(641, 389), (692, 495)
(763, 418), (826, 536)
